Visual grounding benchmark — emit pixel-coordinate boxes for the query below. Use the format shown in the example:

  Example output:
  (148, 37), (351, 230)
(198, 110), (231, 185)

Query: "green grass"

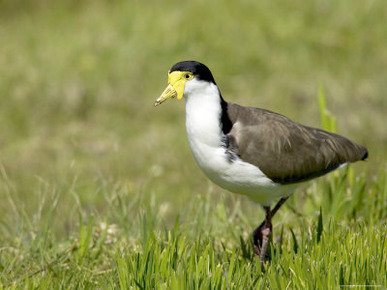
(1, 170), (386, 288)
(1, 0), (386, 288)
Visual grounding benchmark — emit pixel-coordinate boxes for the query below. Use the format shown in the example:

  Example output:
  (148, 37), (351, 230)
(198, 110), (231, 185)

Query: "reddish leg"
(253, 196), (289, 266)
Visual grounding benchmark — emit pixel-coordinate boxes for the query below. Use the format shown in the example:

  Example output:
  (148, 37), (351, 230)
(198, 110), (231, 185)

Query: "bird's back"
(225, 103), (368, 184)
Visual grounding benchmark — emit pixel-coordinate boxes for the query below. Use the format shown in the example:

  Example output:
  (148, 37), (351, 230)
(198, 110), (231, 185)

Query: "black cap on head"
(170, 61), (216, 84)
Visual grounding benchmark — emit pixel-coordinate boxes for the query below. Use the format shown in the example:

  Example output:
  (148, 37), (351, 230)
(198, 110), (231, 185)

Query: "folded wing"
(226, 103), (368, 184)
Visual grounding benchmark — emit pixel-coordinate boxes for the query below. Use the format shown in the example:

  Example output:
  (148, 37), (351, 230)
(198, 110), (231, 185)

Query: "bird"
(154, 60), (368, 267)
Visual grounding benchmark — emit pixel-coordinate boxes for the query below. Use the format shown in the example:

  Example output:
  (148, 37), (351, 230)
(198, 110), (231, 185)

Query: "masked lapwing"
(154, 61), (368, 266)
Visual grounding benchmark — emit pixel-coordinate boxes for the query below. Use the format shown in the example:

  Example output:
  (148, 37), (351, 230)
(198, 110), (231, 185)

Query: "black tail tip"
(361, 149), (368, 161)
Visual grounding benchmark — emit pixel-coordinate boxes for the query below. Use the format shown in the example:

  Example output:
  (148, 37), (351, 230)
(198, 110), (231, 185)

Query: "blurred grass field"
(0, 0), (386, 288)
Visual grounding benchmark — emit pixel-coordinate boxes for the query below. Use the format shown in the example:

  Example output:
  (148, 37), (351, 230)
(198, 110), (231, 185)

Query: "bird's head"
(154, 61), (216, 106)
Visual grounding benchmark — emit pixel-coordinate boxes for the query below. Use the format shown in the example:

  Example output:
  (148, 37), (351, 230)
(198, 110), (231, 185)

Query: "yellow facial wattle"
(154, 71), (193, 106)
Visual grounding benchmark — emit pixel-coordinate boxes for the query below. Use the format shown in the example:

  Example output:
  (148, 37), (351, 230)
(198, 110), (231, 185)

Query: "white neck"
(184, 79), (224, 149)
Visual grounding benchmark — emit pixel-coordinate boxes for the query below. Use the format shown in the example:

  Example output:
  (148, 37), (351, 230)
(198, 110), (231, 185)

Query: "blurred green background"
(0, 0), (386, 236)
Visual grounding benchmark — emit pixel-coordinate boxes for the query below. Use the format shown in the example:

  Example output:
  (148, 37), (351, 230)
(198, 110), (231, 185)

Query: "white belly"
(187, 138), (295, 206)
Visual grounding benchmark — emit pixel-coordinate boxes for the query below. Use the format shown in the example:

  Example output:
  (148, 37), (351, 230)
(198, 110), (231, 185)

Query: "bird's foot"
(252, 199), (289, 268)
(253, 224), (264, 256)
(253, 224), (272, 267)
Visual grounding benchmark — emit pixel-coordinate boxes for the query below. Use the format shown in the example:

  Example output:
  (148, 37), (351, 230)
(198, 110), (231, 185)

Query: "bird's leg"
(255, 206), (272, 267)
(253, 196), (289, 259)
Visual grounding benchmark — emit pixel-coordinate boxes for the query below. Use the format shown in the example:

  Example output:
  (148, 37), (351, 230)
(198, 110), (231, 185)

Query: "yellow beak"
(154, 71), (188, 107)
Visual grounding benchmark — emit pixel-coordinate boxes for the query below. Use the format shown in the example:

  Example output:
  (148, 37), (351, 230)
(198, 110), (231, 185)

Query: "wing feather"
(225, 102), (368, 184)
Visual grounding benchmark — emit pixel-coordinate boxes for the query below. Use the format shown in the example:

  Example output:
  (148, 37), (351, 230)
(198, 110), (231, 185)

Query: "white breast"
(183, 79), (295, 206)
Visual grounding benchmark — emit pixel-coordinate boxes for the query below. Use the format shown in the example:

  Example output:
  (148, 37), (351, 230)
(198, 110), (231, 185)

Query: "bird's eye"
(185, 74), (191, 79)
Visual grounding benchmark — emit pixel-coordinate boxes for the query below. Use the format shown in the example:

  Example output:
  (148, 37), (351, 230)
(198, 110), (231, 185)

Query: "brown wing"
(225, 102), (368, 184)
